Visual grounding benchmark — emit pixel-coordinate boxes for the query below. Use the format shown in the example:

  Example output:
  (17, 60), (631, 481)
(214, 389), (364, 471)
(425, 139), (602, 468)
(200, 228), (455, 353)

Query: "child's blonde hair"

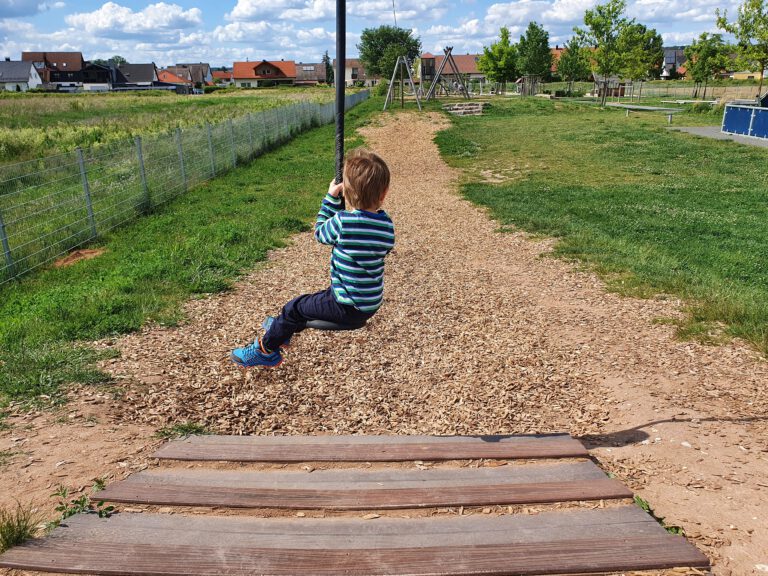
(343, 148), (390, 210)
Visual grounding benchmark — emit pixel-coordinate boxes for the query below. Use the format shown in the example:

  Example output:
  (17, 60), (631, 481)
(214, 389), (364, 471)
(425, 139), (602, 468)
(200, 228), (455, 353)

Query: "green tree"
(556, 37), (592, 94)
(92, 55), (127, 66)
(357, 26), (421, 79)
(684, 33), (730, 99)
(477, 27), (518, 93)
(518, 21), (553, 79)
(717, 0), (768, 96)
(322, 50), (334, 84)
(574, 0), (630, 105)
(618, 23), (663, 99)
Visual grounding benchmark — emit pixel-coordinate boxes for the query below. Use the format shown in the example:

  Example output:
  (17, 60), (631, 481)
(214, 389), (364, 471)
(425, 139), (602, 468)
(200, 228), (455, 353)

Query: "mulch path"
(72, 111), (768, 575)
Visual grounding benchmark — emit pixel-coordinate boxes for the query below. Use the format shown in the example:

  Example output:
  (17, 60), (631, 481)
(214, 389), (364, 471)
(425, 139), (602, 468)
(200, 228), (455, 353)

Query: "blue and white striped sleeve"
(314, 193), (343, 245)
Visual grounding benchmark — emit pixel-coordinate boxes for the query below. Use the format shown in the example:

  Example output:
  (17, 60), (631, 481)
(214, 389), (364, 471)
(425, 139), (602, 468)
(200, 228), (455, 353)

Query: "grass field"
(0, 87), (334, 163)
(0, 96), (374, 412)
(435, 98), (768, 355)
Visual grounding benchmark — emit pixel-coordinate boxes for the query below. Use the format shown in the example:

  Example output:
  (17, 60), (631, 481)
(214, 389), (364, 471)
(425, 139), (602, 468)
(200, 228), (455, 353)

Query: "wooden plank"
(97, 461), (632, 509)
(153, 434), (588, 462)
(16, 506), (665, 548)
(0, 508), (709, 575)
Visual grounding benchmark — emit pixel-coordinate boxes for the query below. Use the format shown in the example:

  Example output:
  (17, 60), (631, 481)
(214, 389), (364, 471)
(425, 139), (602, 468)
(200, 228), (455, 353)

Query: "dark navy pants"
(262, 287), (374, 351)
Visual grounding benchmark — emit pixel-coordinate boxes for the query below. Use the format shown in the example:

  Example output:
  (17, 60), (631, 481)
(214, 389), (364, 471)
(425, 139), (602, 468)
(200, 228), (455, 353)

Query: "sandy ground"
(1, 111), (767, 576)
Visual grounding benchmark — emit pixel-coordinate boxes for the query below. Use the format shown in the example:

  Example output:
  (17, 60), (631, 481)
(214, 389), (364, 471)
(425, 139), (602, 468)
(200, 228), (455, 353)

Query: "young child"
(231, 148), (395, 367)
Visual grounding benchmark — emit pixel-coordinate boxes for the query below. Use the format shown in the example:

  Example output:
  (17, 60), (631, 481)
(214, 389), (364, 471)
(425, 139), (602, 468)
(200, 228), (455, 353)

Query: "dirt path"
(2, 112), (767, 575)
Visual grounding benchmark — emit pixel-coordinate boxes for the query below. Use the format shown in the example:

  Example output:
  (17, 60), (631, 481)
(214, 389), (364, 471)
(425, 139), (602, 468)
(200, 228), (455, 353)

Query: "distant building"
(420, 53), (484, 84)
(212, 70), (234, 86)
(295, 62), (326, 85)
(22, 51), (85, 90)
(662, 47), (687, 78)
(332, 59), (380, 86)
(0, 60), (42, 91)
(232, 60), (296, 87)
(158, 69), (194, 92)
(173, 63), (213, 86)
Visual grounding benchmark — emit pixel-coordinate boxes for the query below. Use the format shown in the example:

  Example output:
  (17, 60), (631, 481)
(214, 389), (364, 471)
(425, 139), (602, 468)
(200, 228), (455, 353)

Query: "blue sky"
(0, 0), (742, 67)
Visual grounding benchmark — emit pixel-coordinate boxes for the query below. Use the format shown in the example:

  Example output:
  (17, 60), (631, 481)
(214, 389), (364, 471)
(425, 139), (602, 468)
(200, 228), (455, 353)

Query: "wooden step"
(96, 461), (632, 509)
(0, 507), (709, 575)
(153, 434), (588, 462)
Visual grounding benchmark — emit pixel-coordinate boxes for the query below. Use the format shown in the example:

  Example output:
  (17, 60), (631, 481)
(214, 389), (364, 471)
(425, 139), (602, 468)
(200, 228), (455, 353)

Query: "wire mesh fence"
(0, 91), (369, 284)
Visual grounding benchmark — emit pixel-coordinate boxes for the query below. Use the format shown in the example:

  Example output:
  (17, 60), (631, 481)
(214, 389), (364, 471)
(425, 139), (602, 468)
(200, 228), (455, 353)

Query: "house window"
(242, 82), (251, 87)
(302, 66), (314, 71)
(62, 62), (67, 67)
(351, 67), (358, 79)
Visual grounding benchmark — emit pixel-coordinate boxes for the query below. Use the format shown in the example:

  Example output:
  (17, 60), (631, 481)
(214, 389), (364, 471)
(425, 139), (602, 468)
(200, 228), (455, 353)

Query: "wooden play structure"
(0, 434), (709, 575)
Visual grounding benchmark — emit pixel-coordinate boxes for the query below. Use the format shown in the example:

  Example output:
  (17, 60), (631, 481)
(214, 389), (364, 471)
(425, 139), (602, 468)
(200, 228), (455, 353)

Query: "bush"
(204, 86), (221, 94)
(375, 80), (389, 97)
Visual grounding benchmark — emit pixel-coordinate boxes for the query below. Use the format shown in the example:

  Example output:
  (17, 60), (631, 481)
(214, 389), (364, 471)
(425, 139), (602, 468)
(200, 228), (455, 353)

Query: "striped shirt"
(314, 193), (395, 313)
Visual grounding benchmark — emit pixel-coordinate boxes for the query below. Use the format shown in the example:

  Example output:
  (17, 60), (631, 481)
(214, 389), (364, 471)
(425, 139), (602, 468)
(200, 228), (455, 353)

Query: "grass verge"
(435, 97), (768, 355)
(0, 97), (376, 413)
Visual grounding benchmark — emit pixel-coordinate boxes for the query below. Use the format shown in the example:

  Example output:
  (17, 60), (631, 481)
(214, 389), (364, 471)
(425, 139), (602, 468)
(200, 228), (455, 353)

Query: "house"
(111, 63), (176, 91)
(732, 70), (768, 80)
(80, 62), (111, 91)
(0, 59), (42, 91)
(662, 47), (687, 79)
(164, 66), (193, 84)
(174, 63), (213, 87)
(295, 62), (326, 85)
(159, 68), (192, 86)
(158, 69), (193, 93)
(232, 60), (296, 87)
(332, 59), (379, 86)
(212, 70), (234, 86)
(21, 51), (85, 90)
(420, 53), (484, 84)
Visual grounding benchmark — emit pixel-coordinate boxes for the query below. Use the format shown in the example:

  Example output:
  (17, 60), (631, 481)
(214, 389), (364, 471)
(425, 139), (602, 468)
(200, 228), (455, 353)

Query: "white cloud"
(226, 0), (296, 21)
(65, 2), (203, 39)
(542, 0), (596, 22)
(283, 0), (335, 22)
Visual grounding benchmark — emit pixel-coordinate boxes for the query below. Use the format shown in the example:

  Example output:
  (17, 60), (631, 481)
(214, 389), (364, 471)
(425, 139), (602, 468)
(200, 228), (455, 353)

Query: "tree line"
(355, 0), (768, 101)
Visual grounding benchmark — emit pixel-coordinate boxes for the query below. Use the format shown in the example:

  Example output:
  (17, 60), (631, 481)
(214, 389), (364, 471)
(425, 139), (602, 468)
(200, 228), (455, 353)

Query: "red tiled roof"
(427, 54), (481, 75)
(212, 70), (232, 80)
(233, 60), (296, 79)
(158, 69), (190, 84)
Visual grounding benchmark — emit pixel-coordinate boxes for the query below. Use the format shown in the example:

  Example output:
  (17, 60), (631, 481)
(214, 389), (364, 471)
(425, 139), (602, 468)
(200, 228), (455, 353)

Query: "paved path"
(672, 125), (768, 148)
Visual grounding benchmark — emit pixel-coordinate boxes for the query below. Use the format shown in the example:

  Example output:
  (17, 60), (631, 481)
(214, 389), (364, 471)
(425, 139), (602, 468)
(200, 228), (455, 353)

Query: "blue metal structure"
(722, 95), (768, 139)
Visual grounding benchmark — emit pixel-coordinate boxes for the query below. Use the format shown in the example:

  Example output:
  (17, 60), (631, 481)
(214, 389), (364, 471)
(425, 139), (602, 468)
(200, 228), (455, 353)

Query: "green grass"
(0, 96), (375, 412)
(0, 87), (335, 163)
(0, 502), (40, 552)
(435, 97), (768, 354)
(156, 422), (210, 439)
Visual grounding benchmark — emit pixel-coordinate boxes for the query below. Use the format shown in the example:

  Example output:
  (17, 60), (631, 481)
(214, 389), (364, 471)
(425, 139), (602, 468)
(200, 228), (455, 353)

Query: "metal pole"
(0, 209), (13, 276)
(229, 119), (237, 168)
(335, 0), (345, 184)
(135, 136), (150, 211)
(76, 147), (97, 239)
(206, 123), (216, 177)
(175, 128), (187, 193)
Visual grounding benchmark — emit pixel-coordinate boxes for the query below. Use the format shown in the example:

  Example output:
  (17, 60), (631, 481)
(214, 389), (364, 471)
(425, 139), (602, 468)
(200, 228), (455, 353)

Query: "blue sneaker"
(231, 339), (283, 368)
(261, 316), (292, 349)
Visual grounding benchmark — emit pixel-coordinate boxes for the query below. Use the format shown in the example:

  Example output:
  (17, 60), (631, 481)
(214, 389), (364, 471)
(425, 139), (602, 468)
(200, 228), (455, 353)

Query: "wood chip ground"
(1, 111), (766, 576)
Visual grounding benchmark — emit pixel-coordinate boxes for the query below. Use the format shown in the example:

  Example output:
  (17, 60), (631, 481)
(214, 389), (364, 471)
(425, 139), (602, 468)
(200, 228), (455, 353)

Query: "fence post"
(0, 209), (13, 277)
(206, 123), (216, 177)
(175, 128), (187, 193)
(246, 113), (255, 159)
(135, 136), (150, 212)
(76, 147), (97, 239)
(229, 119), (237, 168)
(263, 110), (271, 149)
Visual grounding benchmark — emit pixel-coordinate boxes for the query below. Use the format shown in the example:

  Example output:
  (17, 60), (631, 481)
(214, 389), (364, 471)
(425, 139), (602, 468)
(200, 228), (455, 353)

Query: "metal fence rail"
(0, 91), (369, 284)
